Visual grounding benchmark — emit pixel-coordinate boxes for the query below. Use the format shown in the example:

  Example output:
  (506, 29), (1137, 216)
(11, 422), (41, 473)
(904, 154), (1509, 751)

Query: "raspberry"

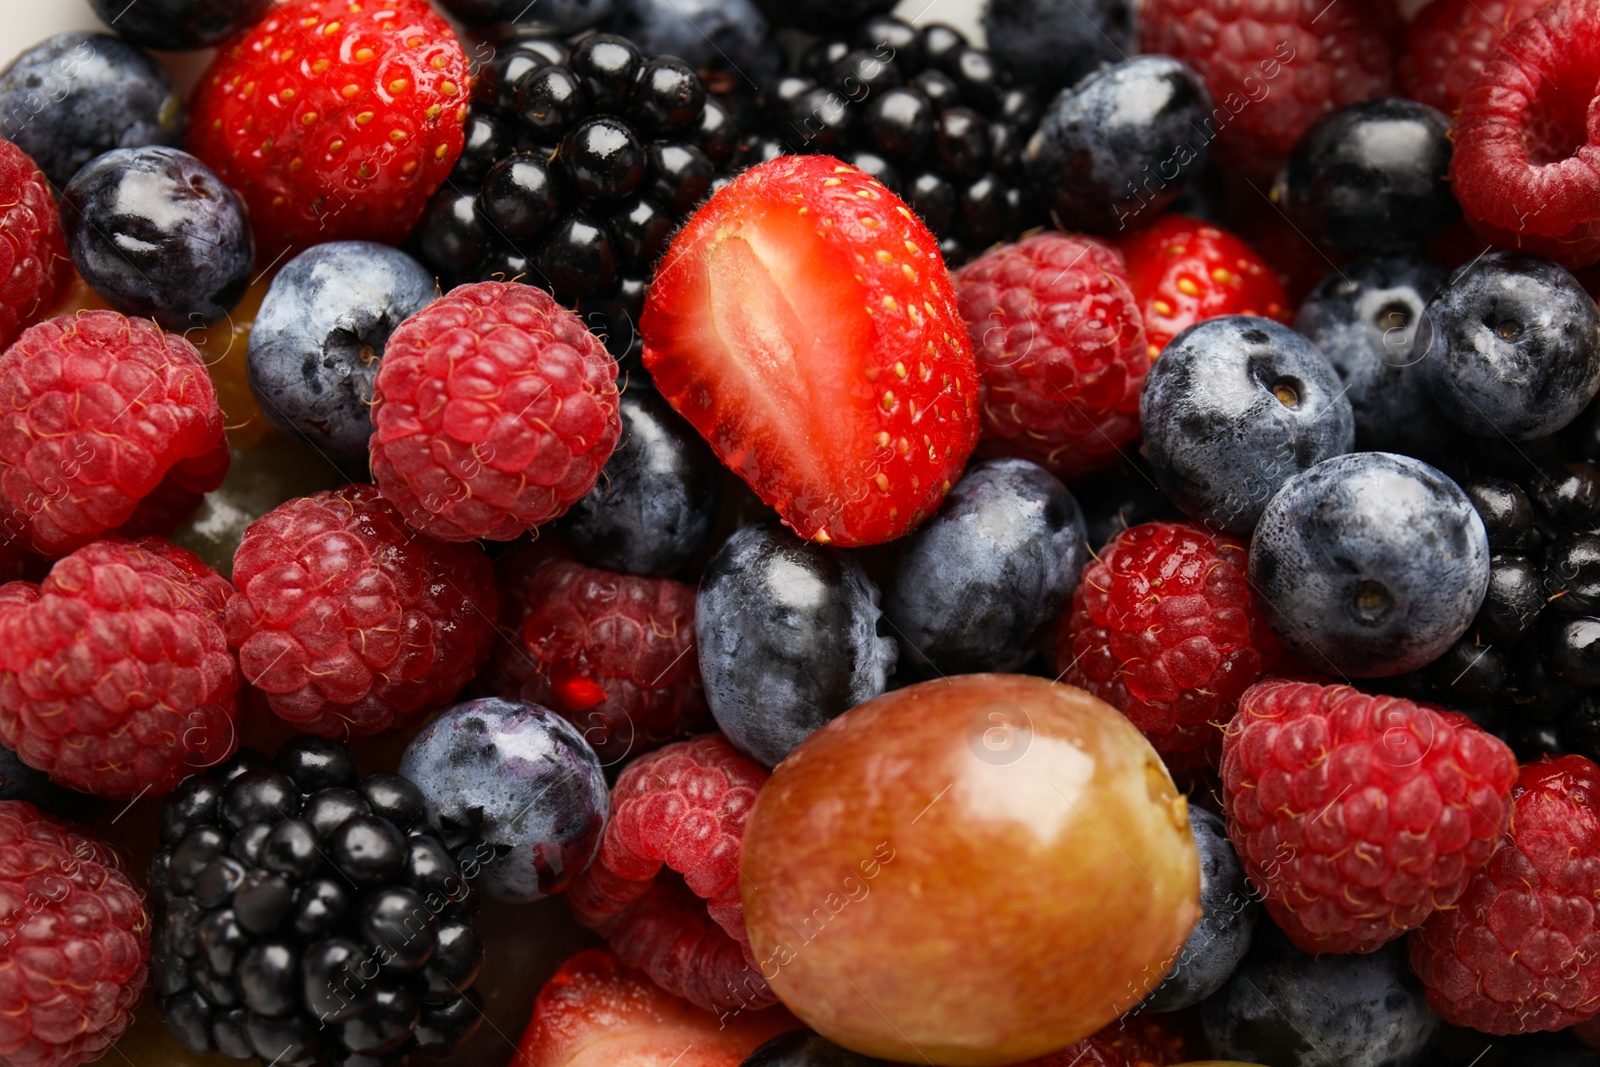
(0, 139), (68, 352)
(1409, 754), (1600, 1033)
(224, 483), (496, 737)
(0, 537), (239, 799)
(1058, 521), (1282, 762)
(1120, 215), (1291, 356)
(370, 281), (621, 542)
(187, 0), (470, 255)
(1139, 0), (1399, 178)
(520, 560), (710, 765)
(953, 233), (1149, 480)
(1399, 0), (1549, 113)
(1011, 1012), (1197, 1066)
(566, 735), (776, 1014)
(1225, 679), (1519, 955)
(0, 311), (229, 557)
(1450, 0), (1600, 268)
(472, 536), (575, 704)
(0, 803), (149, 1067)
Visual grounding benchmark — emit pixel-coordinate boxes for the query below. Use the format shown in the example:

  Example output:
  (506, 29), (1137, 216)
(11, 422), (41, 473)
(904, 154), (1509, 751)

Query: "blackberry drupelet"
(415, 30), (733, 368)
(737, 16), (1044, 265)
(148, 738), (487, 1067)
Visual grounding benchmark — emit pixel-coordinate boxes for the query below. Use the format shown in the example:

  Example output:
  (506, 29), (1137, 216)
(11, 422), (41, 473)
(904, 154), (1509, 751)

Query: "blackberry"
(149, 738), (487, 1067)
(736, 17), (1044, 265)
(415, 30), (733, 368)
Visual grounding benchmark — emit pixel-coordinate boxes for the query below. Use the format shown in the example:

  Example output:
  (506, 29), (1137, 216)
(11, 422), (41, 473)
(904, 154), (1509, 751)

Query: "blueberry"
(87, 0), (272, 50)
(1249, 452), (1491, 677)
(247, 241), (435, 467)
(740, 1029), (889, 1065)
(1141, 807), (1257, 1012)
(884, 458), (1086, 675)
(1416, 252), (1600, 440)
(1025, 55), (1213, 234)
(984, 0), (1136, 97)
(0, 33), (183, 189)
(1294, 256), (1453, 458)
(613, 0), (782, 79)
(1140, 316), (1355, 535)
(1279, 98), (1458, 255)
(398, 698), (609, 904)
(556, 387), (719, 576)
(432, 0), (615, 32)
(60, 146), (252, 330)
(1201, 932), (1439, 1067)
(697, 522), (897, 767)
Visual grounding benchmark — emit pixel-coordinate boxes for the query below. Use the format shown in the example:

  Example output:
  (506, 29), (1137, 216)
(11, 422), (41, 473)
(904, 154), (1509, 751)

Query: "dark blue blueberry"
(247, 241), (435, 468)
(88, 0), (272, 50)
(1025, 55), (1213, 235)
(399, 698), (609, 904)
(1279, 98), (1458, 255)
(1417, 252), (1600, 440)
(740, 1029), (889, 1065)
(0, 739), (106, 823)
(697, 522), (897, 767)
(1141, 807), (1258, 1013)
(614, 0), (782, 80)
(983, 0), (1136, 97)
(884, 458), (1086, 675)
(1201, 932), (1439, 1067)
(1294, 256), (1454, 458)
(433, 0), (615, 32)
(0, 33), (183, 189)
(61, 146), (253, 331)
(556, 387), (719, 577)
(1249, 452), (1491, 677)
(1140, 315), (1355, 534)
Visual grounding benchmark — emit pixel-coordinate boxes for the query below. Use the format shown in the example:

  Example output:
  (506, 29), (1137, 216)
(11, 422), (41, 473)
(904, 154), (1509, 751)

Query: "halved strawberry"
(641, 155), (979, 547)
(516, 948), (802, 1067)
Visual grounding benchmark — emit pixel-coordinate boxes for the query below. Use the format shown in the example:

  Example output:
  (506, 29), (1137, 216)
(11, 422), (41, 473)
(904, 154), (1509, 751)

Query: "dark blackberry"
(149, 737), (486, 1067)
(416, 30), (731, 325)
(739, 17), (1044, 265)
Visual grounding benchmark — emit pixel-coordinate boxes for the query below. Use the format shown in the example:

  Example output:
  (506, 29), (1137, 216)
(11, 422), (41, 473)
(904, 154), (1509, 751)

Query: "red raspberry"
(0, 538), (239, 799)
(1225, 679), (1519, 955)
(1400, 0), (1550, 113)
(1058, 521), (1282, 762)
(224, 483), (496, 737)
(1139, 0), (1399, 178)
(187, 0), (470, 255)
(0, 139), (69, 352)
(1119, 216), (1291, 356)
(370, 281), (621, 542)
(0, 311), (229, 557)
(1450, 0), (1600, 268)
(472, 535), (575, 703)
(520, 560), (711, 765)
(1010, 1012), (1197, 1066)
(954, 233), (1149, 480)
(1409, 754), (1600, 1033)
(0, 803), (148, 1067)
(566, 735), (776, 1015)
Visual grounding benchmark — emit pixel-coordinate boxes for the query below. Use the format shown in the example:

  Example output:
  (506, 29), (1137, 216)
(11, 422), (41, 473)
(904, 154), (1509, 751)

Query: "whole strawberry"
(0, 138), (69, 352)
(1410, 754), (1600, 1033)
(0, 802), (148, 1067)
(188, 0), (470, 255)
(224, 483), (497, 737)
(0, 311), (229, 556)
(642, 155), (980, 547)
(0, 537), (239, 799)
(370, 281), (621, 541)
(1059, 521), (1281, 763)
(1225, 679), (1518, 955)
(955, 233), (1149, 480)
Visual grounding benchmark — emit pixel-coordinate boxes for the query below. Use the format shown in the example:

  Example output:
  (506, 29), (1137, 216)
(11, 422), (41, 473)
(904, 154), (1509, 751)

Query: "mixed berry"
(5, 0), (1600, 1066)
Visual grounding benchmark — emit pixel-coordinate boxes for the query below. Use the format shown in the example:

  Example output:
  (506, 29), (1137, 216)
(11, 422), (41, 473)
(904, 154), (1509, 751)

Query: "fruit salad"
(1, 0), (1599, 1066)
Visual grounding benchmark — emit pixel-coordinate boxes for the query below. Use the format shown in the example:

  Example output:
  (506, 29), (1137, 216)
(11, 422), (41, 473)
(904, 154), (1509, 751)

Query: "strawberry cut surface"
(642, 155), (979, 547)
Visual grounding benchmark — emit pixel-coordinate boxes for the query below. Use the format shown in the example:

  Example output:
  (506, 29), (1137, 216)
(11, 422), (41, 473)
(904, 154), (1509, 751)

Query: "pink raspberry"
(0, 138), (69, 352)
(370, 281), (621, 541)
(0, 537), (239, 799)
(225, 483), (497, 737)
(0, 311), (229, 556)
